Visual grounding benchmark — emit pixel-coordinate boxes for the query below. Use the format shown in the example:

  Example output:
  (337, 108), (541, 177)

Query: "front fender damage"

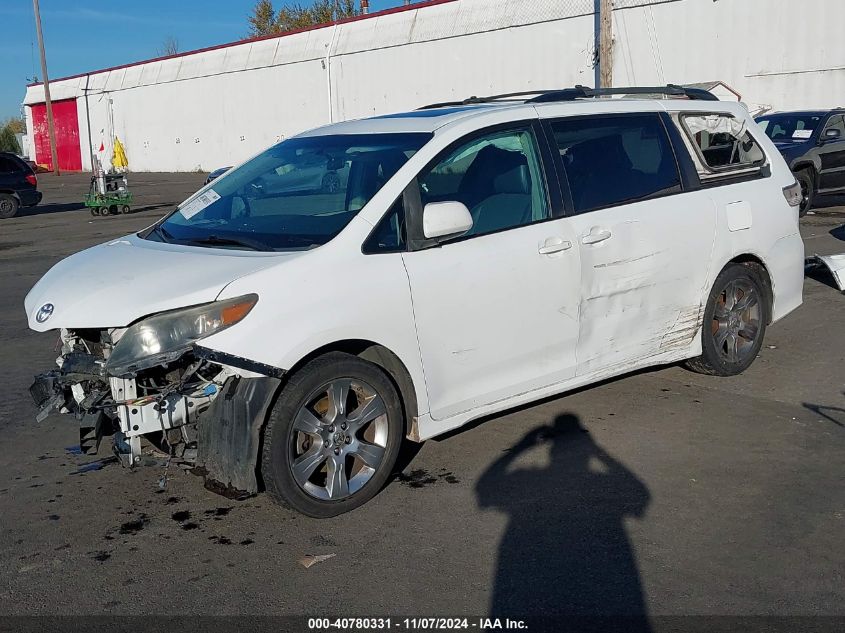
(194, 374), (280, 497)
(29, 328), (283, 499)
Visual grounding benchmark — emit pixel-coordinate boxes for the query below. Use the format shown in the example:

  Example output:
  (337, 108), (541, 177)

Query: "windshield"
(756, 114), (822, 142)
(146, 132), (431, 251)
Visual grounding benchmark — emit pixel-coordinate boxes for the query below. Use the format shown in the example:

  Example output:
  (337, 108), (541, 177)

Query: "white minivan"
(26, 86), (804, 517)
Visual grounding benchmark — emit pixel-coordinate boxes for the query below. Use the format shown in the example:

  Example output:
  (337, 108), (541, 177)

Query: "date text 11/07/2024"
(307, 618), (528, 630)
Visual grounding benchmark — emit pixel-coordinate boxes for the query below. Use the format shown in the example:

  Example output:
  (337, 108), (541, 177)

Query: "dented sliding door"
(545, 112), (717, 376)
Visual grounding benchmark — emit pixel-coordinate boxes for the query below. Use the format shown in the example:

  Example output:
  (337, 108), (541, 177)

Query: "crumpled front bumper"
(30, 351), (113, 453)
(30, 343), (283, 497)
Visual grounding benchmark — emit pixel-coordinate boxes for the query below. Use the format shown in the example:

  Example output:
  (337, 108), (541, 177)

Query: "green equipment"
(85, 155), (133, 216)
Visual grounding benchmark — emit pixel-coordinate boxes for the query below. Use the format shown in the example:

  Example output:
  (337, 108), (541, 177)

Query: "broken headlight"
(105, 294), (258, 374)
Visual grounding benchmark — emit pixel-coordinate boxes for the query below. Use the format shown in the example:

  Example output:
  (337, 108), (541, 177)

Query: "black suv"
(0, 152), (42, 218)
(755, 109), (845, 216)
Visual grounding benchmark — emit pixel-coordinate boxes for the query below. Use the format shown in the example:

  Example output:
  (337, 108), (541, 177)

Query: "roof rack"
(528, 84), (719, 103)
(418, 84), (718, 109)
(418, 90), (564, 110)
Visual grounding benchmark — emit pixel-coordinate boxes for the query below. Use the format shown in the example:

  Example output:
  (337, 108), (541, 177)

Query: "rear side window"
(0, 157), (19, 173)
(680, 113), (766, 174)
(550, 114), (681, 214)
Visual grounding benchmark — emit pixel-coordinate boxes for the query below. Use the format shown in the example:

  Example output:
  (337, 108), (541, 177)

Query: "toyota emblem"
(35, 303), (54, 323)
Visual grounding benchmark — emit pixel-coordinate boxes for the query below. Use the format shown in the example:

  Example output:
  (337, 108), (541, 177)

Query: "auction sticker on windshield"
(180, 189), (221, 219)
(792, 129), (813, 139)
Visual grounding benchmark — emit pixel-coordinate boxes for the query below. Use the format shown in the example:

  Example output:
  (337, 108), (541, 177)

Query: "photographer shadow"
(477, 414), (651, 631)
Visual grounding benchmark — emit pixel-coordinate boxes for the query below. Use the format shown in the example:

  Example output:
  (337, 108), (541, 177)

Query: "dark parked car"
(16, 155), (39, 173)
(204, 166), (232, 185)
(0, 152), (41, 218)
(755, 109), (845, 215)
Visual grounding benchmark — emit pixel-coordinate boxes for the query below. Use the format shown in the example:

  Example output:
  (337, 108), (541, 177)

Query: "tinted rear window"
(550, 114), (681, 213)
(0, 155), (24, 173)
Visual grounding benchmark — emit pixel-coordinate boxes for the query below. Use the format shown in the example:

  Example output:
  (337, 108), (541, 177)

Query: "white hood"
(25, 233), (300, 332)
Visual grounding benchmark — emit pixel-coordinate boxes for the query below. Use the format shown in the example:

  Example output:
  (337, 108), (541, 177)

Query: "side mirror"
(823, 128), (842, 142)
(422, 201), (473, 240)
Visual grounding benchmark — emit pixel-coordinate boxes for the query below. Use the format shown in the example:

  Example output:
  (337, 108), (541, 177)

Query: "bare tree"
(157, 36), (179, 57)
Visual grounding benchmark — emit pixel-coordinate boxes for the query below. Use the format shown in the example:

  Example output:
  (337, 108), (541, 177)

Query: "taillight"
(782, 181), (801, 207)
(25, 173), (37, 187)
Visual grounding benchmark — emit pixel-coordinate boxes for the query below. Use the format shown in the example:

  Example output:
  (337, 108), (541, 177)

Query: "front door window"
(417, 128), (550, 238)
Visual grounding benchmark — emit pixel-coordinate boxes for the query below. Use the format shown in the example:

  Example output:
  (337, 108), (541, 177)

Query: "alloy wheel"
(289, 378), (389, 501)
(711, 279), (762, 363)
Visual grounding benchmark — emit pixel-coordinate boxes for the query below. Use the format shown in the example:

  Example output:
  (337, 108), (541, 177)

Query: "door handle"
(581, 228), (612, 245)
(538, 237), (572, 255)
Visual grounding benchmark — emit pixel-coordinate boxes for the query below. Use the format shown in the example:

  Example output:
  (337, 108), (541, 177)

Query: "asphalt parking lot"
(0, 173), (843, 624)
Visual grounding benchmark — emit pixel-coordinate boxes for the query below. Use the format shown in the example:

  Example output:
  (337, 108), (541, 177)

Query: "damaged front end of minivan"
(29, 294), (283, 497)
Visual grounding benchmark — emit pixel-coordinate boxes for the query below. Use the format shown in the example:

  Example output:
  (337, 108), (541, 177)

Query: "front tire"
(796, 169), (814, 217)
(261, 352), (404, 517)
(686, 263), (769, 376)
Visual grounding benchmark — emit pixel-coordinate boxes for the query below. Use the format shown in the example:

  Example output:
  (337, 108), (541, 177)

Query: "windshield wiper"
(148, 223), (174, 243)
(274, 234), (322, 248)
(183, 234), (273, 252)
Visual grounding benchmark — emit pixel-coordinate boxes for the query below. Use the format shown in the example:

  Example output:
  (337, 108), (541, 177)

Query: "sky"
(0, 0), (405, 121)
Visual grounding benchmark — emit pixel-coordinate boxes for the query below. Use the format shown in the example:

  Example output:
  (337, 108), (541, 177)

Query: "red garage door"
(31, 99), (82, 171)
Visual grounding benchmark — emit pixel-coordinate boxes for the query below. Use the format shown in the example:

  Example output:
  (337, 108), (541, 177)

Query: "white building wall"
(22, 0), (845, 172)
(613, 0), (845, 113)
(23, 107), (35, 160)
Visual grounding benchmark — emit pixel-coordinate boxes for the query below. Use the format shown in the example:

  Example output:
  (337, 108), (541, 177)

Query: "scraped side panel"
(571, 193), (717, 376)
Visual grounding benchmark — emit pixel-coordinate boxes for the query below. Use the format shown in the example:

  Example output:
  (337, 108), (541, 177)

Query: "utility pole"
(599, 0), (613, 89)
(32, 0), (60, 175)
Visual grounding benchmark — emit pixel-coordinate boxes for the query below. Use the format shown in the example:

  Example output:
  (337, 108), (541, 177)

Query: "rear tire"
(686, 263), (769, 376)
(0, 194), (19, 219)
(796, 169), (814, 217)
(261, 352), (404, 517)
